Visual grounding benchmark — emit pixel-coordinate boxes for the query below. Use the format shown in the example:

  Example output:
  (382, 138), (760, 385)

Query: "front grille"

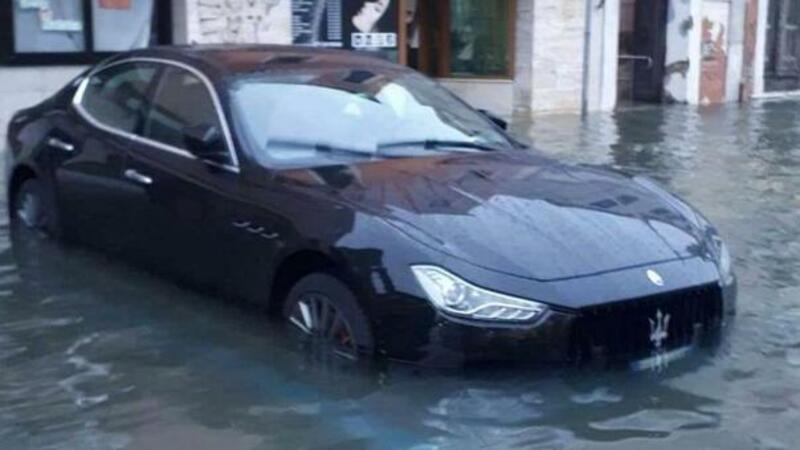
(570, 284), (723, 362)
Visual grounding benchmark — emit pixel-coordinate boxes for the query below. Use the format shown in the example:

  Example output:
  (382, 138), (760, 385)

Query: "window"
(447, 0), (512, 77)
(92, 0), (157, 52)
(81, 62), (157, 134)
(143, 67), (223, 153)
(0, 0), (171, 65)
(411, 0), (515, 79)
(12, 0), (86, 53)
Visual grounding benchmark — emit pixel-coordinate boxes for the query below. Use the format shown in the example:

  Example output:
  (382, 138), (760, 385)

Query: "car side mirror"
(478, 109), (508, 130)
(183, 124), (228, 164)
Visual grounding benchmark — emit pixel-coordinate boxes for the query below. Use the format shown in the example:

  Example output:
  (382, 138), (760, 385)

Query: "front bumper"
(378, 279), (736, 368)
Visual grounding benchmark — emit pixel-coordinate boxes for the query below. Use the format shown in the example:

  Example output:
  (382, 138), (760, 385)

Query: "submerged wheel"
(12, 178), (57, 236)
(283, 273), (374, 361)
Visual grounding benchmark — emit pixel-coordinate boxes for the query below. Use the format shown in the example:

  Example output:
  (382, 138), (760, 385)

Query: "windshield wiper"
(313, 143), (376, 158)
(265, 139), (502, 160)
(265, 139), (379, 159)
(377, 140), (504, 153)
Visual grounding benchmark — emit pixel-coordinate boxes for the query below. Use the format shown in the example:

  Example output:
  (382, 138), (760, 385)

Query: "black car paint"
(5, 46), (736, 365)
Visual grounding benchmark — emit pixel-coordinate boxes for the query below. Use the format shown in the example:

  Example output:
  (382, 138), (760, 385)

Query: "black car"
(4, 45), (736, 367)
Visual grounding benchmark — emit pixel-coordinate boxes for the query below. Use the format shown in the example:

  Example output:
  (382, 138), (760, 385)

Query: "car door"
(55, 61), (159, 252)
(121, 63), (283, 298)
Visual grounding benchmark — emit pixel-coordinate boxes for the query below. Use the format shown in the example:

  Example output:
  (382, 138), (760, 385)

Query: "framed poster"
(343, 0), (398, 60)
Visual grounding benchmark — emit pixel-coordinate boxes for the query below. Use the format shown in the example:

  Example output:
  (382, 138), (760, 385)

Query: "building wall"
(513, 0), (535, 116)
(665, 0), (702, 104)
(0, 0), (781, 132)
(586, 0), (620, 112)
(169, 0), (773, 113)
(752, 0), (769, 95)
(0, 67), (85, 148)
(439, 79), (515, 117)
(529, 0), (587, 113)
(740, 0), (760, 99)
(724, 0), (747, 102)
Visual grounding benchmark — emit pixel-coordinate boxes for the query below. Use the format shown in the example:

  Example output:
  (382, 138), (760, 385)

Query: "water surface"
(2, 101), (800, 449)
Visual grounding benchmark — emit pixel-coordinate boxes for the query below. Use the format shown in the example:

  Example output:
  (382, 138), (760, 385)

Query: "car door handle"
(124, 169), (153, 186)
(47, 137), (75, 153)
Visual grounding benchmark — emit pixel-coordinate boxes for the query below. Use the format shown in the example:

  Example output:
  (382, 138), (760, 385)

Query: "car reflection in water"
(5, 220), (726, 448)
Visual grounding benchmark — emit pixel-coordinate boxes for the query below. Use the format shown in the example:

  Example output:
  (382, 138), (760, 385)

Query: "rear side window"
(81, 63), (157, 134)
(143, 67), (222, 152)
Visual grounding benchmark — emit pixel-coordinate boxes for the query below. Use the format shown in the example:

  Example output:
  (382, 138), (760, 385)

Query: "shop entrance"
(617, 0), (668, 104)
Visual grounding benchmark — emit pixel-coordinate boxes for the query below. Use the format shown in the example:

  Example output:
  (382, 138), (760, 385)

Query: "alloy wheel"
(287, 293), (359, 361)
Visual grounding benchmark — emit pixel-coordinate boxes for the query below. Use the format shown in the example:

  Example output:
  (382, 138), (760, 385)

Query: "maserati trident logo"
(647, 269), (665, 287)
(649, 309), (671, 350)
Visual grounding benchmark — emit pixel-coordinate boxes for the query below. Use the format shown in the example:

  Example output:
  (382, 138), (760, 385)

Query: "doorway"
(617, 0), (668, 105)
(765, 0), (800, 92)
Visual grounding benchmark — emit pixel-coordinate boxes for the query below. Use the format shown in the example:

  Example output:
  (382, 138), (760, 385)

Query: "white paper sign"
(351, 32), (397, 49)
(19, 0), (50, 9)
(39, 7), (83, 32)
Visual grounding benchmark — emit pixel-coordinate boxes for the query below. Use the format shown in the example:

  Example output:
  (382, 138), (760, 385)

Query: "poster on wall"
(343, 0), (397, 50)
(18, 0), (84, 33)
(187, 0), (397, 59)
(292, 0), (398, 60)
(292, 0), (343, 47)
(39, 7), (84, 32)
(191, 0), (292, 44)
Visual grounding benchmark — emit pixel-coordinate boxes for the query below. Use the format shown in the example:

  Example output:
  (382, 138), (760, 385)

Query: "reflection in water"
(2, 101), (800, 449)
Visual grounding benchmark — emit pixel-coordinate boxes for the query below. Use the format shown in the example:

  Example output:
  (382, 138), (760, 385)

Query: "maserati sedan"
(4, 45), (736, 367)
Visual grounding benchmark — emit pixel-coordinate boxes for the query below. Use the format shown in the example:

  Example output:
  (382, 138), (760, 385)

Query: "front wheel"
(12, 178), (59, 237)
(283, 273), (375, 361)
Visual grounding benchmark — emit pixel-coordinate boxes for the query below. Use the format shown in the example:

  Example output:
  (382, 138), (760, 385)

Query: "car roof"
(116, 45), (408, 79)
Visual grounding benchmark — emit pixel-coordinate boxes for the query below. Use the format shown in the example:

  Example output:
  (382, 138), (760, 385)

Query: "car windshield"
(229, 69), (513, 168)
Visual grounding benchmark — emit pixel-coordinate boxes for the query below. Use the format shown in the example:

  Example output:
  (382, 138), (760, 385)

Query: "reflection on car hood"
(283, 150), (708, 281)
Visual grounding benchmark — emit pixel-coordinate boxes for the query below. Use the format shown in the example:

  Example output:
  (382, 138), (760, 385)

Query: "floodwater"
(2, 100), (800, 449)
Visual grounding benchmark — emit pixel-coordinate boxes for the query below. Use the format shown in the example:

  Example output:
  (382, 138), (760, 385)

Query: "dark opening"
(617, 0), (669, 105)
(765, 0), (800, 92)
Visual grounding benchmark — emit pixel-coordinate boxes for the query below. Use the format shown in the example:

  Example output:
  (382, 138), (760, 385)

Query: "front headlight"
(714, 237), (734, 284)
(411, 265), (548, 322)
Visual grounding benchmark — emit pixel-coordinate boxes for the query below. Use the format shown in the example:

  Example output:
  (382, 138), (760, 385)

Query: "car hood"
(280, 150), (709, 282)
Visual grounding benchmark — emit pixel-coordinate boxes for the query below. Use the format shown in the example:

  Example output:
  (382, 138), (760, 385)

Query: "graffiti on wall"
(700, 2), (729, 104)
(190, 0), (292, 44)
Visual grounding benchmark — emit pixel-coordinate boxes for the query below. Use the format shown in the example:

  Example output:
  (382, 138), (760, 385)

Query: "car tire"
(283, 273), (375, 361)
(12, 178), (60, 238)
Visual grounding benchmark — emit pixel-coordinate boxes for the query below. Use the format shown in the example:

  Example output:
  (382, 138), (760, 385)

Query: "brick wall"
(700, 0), (731, 104)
